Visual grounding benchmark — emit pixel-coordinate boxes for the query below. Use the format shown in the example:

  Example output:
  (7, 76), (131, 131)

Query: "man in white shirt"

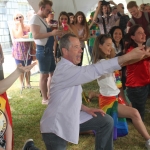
(30, 0), (62, 105)
(40, 33), (150, 150)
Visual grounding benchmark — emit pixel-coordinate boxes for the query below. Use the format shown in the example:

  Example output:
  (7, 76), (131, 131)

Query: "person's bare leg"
(47, 72), (53, 99)
(40, 73), (49, 101)
(19, 73), (24, 88)
(25, 71), (31, 88)
(118, 104), (150, 140)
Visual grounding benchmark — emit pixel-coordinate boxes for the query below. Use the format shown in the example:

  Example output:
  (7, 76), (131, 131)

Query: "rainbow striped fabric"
(99, 95), (128, 140)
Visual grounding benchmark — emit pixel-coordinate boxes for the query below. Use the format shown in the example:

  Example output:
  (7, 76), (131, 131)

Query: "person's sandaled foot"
(42, 99), (49, 105)
(26, 84), (33, 89)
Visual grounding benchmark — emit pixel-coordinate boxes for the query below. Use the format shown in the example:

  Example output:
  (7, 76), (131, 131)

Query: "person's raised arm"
(109, 0), (117, 6)
(118, 45), (150, 66)
(30, 24), (62, 39)
(89, 21), (94, 29)
(93, 1), (101, 22)
(12, 21), (24, 38)
(0, 62), (36, 94)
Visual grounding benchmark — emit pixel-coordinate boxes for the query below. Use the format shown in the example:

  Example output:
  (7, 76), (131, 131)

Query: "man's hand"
(86, 107), (106, 117)
(129, 45), (150, 59)
(118, 45), (150, 66)
(16, 62), (36, 73)
(51, 29), (62, 36)
(81, 104), (105, 117)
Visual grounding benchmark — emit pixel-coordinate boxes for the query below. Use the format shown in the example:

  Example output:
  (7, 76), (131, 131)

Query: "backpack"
(129, 12), (150, 34)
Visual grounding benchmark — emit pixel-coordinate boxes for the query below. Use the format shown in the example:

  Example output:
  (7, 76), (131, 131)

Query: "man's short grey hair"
(59, 33), (77, 55)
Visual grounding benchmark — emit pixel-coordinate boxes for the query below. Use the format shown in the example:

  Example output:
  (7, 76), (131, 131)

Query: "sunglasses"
(49, 11), (54, 14)
(16, 16), (22, 19)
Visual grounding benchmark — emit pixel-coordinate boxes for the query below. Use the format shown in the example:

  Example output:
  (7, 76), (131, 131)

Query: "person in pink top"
(12, 12), (32, 89)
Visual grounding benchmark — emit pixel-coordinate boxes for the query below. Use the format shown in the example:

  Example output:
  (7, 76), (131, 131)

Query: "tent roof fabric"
(27, 0), (100, 18)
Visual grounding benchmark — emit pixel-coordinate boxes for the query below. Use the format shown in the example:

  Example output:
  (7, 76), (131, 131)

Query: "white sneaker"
(42, 99), (49, 105)
(146, 139), (150, 150)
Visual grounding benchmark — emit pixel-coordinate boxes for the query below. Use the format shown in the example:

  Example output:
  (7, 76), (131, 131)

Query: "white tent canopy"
(27, 0), (100, 19)
(27, 0), (150, 19)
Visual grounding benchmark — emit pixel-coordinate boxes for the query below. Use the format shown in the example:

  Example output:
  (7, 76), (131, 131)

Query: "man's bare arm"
(31, 24), (62, 39)
(118, 46), (150, 66)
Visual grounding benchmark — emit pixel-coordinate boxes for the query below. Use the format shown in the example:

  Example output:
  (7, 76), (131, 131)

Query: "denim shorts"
(36, 47), (56, 74)
(15, 58), (32, 66)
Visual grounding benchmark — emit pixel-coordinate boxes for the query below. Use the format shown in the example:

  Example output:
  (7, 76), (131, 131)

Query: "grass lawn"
(6, 71), (150, 150)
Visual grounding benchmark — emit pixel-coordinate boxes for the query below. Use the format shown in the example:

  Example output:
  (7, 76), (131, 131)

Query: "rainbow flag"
(99, 95), (128, 140)
(0, 92), (13, 149)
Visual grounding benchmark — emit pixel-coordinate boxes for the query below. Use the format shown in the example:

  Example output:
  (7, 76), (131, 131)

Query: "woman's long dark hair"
(109, 26), (124, 52)
(58, 11), (70, 27)
(74, 11), (89, 39)
(100, 4), (109, 23)
(125, 24), (142, 51)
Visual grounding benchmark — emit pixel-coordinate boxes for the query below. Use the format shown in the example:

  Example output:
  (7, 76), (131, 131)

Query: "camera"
(101, 0), (110, 5)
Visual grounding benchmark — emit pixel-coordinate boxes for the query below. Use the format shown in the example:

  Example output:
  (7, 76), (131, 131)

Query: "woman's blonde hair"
(13, 11), (24, 20)
(92, 34), (112, 63)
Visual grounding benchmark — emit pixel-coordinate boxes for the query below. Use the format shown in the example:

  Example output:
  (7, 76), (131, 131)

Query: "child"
(92, 34), (150, 149)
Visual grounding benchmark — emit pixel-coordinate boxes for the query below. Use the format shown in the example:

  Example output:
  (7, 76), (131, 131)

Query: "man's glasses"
(49, 11), (54, 14)
(16, 16), (22, 20)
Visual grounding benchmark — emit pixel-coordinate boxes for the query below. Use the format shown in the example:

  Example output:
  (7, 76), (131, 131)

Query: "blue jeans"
(88, 46), (93, 57)
(36, 47), (55, 74)
(127, 85), (149, 120)
(15, 58), (32, 66)
(42, 113), (113, 150)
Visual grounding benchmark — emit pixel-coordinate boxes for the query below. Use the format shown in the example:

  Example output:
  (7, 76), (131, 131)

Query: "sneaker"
(22, 139), (34, 150)
(146, 139), (150, 150)
(42, 99), (49, 105)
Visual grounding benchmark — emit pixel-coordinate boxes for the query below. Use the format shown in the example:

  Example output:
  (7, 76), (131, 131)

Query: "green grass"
(6, 73), (150, 150)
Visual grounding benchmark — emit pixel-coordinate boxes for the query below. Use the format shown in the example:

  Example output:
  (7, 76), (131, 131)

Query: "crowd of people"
(1, 0), (150, 149)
